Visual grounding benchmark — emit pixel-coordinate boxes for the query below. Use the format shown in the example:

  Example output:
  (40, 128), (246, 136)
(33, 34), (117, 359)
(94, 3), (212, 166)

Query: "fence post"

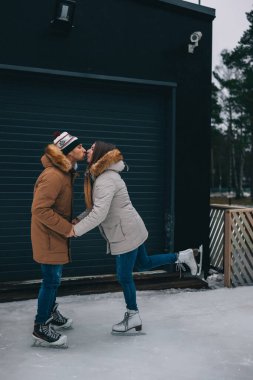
(224, 210), (232, 287)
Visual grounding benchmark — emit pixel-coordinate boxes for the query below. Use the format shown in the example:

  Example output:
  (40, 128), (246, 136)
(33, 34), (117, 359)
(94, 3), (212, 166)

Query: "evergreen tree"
(212, 61), (249, 197)
(210, 82), (224, 190)
(222, 10), (253, 199)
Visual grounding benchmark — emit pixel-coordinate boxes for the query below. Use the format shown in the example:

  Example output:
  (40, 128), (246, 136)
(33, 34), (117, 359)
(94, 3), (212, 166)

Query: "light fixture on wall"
(51, 0), (76, 31)
(188, 31), (203, 53)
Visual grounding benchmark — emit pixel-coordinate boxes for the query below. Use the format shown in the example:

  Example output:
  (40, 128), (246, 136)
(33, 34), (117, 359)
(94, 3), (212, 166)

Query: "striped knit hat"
(53, 131), (80, 155)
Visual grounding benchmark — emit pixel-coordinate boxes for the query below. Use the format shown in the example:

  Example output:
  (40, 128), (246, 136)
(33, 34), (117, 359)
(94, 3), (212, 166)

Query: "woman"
(70, 141), (200, 333)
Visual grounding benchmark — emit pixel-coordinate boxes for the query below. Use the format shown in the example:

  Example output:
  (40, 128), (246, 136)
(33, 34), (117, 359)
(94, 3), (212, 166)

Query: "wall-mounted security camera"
(190, 31), (202, 43)
(188, 31), (203, 53)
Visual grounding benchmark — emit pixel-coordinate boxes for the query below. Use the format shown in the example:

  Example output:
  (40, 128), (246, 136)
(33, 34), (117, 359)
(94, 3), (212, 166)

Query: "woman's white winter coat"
(74, 156), (148, 255)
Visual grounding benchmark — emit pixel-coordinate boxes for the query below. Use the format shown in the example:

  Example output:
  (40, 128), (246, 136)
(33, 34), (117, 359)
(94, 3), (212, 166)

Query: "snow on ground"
(0, 281), (253, 380)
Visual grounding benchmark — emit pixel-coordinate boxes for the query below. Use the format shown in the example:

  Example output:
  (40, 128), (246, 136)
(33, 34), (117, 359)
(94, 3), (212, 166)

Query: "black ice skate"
(32, 317), (68, 348)
(51, 303), (73, 330)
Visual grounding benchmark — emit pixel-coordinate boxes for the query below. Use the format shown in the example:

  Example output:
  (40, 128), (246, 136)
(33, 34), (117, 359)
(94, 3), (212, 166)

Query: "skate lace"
(52, 309), (67, 324)
(42, 324), (60, 340)
(175, 260), (186, 279)
(118, 312), (130, 328)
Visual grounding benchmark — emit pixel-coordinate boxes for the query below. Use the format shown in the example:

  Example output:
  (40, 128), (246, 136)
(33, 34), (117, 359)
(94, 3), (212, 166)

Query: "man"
(31, 131), (86, 348)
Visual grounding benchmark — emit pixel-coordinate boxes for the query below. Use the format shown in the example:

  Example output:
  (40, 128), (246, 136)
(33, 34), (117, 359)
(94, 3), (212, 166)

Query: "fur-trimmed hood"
(84, 149), (124, 209)
(89, 149), (124, 177)
(41, 144), (72, 173)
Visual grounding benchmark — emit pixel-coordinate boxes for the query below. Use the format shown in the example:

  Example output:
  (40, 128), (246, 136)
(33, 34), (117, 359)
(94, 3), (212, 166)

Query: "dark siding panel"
(0, 73), (170, 281)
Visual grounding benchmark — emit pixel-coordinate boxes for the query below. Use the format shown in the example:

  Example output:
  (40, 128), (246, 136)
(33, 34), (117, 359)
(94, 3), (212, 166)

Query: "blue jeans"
(116, 243), (177, 311)
(35, 264), (63, 324)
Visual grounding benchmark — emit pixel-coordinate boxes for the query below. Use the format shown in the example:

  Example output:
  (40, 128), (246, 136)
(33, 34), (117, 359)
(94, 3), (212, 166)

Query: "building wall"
(0, 0), (215, 278)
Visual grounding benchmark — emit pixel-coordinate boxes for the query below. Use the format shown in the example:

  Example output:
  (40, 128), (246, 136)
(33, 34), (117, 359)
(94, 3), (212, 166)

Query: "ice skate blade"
(32, 336), (68, 349)
(111, 331), (146, 336)
(196, 244), (203, 276)
(32, 340), (68, 349)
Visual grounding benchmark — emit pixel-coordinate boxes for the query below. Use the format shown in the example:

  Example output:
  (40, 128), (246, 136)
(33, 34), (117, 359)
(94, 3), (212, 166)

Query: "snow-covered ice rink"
(0, 284), (253, 380)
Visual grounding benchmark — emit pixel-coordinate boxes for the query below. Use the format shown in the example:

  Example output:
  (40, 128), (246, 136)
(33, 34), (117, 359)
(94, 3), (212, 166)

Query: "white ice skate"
(176, 245), (203, 277)
(112, 310), (142, 334)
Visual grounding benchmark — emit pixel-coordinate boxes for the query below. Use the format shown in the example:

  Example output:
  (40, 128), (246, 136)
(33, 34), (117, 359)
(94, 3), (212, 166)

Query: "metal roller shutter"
(0, 71), (173, 281)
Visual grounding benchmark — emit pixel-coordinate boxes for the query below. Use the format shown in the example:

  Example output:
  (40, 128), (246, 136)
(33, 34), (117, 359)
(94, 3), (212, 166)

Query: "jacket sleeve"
(74, 176), (116, 236)
(77, 209), (91, 220)
(32, 172), (72, 236)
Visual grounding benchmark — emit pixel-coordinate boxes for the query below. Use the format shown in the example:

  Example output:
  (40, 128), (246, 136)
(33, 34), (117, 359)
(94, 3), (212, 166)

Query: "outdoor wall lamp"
(51, 0), (76, 31)
(188, 31), (203, 53)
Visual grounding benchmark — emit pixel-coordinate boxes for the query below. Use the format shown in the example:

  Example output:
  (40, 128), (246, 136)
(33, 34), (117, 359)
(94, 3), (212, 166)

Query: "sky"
(185, 0), (253, 69)
(1, 276), (253, 380)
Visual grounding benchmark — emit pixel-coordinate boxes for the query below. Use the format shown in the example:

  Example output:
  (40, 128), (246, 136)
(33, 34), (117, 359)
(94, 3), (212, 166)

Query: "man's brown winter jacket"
(31, 144), (74, 264)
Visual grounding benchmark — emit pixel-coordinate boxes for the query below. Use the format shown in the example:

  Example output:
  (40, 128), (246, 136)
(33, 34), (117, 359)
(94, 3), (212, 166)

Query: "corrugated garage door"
(0, 71), (173, 281)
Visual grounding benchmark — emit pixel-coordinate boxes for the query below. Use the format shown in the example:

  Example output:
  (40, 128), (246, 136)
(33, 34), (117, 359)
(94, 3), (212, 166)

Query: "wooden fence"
(210, 205), (253, 287)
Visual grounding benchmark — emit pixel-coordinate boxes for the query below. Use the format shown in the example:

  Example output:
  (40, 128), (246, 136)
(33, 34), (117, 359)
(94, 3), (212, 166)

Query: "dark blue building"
(0, 0), (215, 283)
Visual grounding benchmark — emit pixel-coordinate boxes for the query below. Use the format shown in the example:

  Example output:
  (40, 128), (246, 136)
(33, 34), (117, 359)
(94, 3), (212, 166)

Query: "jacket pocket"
(121, 213), (146, 237)
(49, 230), (68, 252)
(102, 222), (126, 243)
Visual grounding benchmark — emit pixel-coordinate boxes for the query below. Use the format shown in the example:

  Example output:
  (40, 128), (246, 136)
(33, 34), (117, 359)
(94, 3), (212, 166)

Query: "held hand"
(66, 226), (75, 238)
